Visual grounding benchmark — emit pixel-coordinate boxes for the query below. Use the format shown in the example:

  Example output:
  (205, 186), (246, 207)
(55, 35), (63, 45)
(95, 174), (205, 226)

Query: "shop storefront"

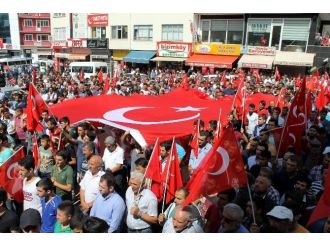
(238, 46), (276, 69)
(53, 39), (90, 71)
(150, 41), (192, 67)
(185, 43), (240, 70)
(87, 38), (109, 62)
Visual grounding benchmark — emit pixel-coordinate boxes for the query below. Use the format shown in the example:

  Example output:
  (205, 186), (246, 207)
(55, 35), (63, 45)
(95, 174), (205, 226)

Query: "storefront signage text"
(87, 38), (108, 49)
(87, 14), (109, 27)
(194, 43), (240, 56)
(247, 46), (276, 56)
(157, 42), (192, 58)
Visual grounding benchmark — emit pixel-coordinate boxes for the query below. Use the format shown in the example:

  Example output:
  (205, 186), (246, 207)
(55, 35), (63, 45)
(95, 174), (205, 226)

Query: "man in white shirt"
(188, 130), (212, 175)
(126, 171), (158, 233)
(102, 136), (127, 198)
(18, 156), (41, 214)
(79, 155), (105, 214)
(246, 103), (259, 137)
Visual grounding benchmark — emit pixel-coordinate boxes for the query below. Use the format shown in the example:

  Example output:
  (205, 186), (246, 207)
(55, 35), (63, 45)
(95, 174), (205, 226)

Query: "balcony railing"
(21, 26), (51, 33)
(22, 40), (52, 47)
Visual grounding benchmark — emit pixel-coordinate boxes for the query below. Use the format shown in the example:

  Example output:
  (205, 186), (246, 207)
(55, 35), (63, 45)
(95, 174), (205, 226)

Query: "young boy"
(38, 134), (55, 179)
(36, 178), (62, 233)
(54, 200), (74, 233)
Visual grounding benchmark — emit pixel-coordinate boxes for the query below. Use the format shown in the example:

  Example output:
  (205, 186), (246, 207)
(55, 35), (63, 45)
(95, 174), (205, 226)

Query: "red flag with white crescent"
(278, 77), (307, 157)
(0, 147), (25, 203)
(184, 125), (247, 206)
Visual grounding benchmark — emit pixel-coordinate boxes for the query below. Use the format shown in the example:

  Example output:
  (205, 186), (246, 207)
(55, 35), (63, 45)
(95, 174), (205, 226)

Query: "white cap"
(266, 206), (293, 222)
(323, 146), (330, 155)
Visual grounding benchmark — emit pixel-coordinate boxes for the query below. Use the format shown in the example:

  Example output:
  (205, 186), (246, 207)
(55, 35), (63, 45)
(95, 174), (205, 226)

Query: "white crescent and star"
(103, 106), (206, 125)
(209, 147), (230, 176)
(289, 133), (296, 144)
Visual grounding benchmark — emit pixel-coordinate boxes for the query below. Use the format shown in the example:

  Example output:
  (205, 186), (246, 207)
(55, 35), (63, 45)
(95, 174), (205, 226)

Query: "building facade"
(18, 13), (52, 60)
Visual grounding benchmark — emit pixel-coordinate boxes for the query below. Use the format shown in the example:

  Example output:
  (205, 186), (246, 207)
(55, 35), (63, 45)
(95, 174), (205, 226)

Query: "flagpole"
(216, 108), (222, 138)
(240, 84), (247, 131)
(246, 182), (256, 225)
(137, 137), (159, 196)
(161, 137), (175, 214)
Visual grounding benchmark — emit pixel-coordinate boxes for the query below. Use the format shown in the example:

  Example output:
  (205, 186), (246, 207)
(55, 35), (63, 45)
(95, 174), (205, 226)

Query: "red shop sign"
(88, 14), (109, 27)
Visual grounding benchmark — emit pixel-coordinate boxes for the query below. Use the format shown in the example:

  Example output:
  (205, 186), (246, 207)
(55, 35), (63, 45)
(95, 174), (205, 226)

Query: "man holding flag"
(188, 130), (212, 176)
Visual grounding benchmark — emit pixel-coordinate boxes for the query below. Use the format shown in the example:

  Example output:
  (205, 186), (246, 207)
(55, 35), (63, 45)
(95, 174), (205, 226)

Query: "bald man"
(162, 206), (204, 233)
(79, 155), (105, 214)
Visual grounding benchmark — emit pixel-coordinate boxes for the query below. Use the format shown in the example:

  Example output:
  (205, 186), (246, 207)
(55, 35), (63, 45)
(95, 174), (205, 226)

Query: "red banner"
(0, 38), (3, 49)
(88, 14), (109, 27)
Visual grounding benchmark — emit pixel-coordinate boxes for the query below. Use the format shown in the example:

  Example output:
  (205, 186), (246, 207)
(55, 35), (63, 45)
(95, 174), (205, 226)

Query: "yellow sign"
(194, 43), (241, 56)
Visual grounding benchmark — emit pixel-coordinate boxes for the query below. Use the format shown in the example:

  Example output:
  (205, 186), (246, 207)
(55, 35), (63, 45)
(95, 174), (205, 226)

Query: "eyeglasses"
(223, 216), (236, 224)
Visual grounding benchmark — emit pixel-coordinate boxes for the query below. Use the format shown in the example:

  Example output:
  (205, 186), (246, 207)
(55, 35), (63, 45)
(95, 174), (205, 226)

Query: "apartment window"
(24, 34), (33, 41)
(162, 24), (183, 41)
(36, 20), (49, 27)
(201, 19), (243, 44)
(24, 19), (32, 26)
(111, 26), (128, 39)
(53, 13), (66, 18)
(133, 25), (153, 41)
(37, 34), (49, 41)
(54, 27), (66, 40)
(247, 20), (271, 46)
(92, 27), (106, 38)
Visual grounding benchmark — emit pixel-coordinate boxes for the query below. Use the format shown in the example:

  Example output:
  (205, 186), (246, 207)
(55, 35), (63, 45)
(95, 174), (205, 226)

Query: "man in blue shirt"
(90, 171), (126, 233)
(36, 178), (62, 233)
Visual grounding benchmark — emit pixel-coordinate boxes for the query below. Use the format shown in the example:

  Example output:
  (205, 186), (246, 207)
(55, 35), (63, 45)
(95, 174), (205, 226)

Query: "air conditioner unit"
(36, 27), (41, 31)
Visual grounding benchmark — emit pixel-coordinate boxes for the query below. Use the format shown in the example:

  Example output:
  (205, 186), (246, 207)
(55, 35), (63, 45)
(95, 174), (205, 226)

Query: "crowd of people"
(0, 62), (329, 233)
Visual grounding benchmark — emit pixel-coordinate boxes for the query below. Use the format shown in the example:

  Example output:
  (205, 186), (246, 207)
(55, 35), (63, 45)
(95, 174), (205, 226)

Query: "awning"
(274, 51), (315, 67)
(55, 53), (89, 60)
(185, 54), (238, 68)
(150, 56), (186, 62)
(238, 54), (275, 69)
(123, 50), (156, 64)
(112, 50), (129, 61)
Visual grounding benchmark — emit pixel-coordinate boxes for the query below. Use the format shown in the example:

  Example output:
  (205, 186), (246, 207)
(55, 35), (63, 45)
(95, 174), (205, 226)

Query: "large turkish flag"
(50, 88), (234, 146)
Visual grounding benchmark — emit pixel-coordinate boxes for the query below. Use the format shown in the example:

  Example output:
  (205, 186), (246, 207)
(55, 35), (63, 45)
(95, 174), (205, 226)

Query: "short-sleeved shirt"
(40, 195), (62, 233)
(51, 165), (74, 197)
(54, 221), (73, 233)
(80, 170), (105, 203)
(102, 146), (124, 171)
(125, 187), (158, 230)
(38, 146), (55, 174)
(0, 148), (13, 165)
